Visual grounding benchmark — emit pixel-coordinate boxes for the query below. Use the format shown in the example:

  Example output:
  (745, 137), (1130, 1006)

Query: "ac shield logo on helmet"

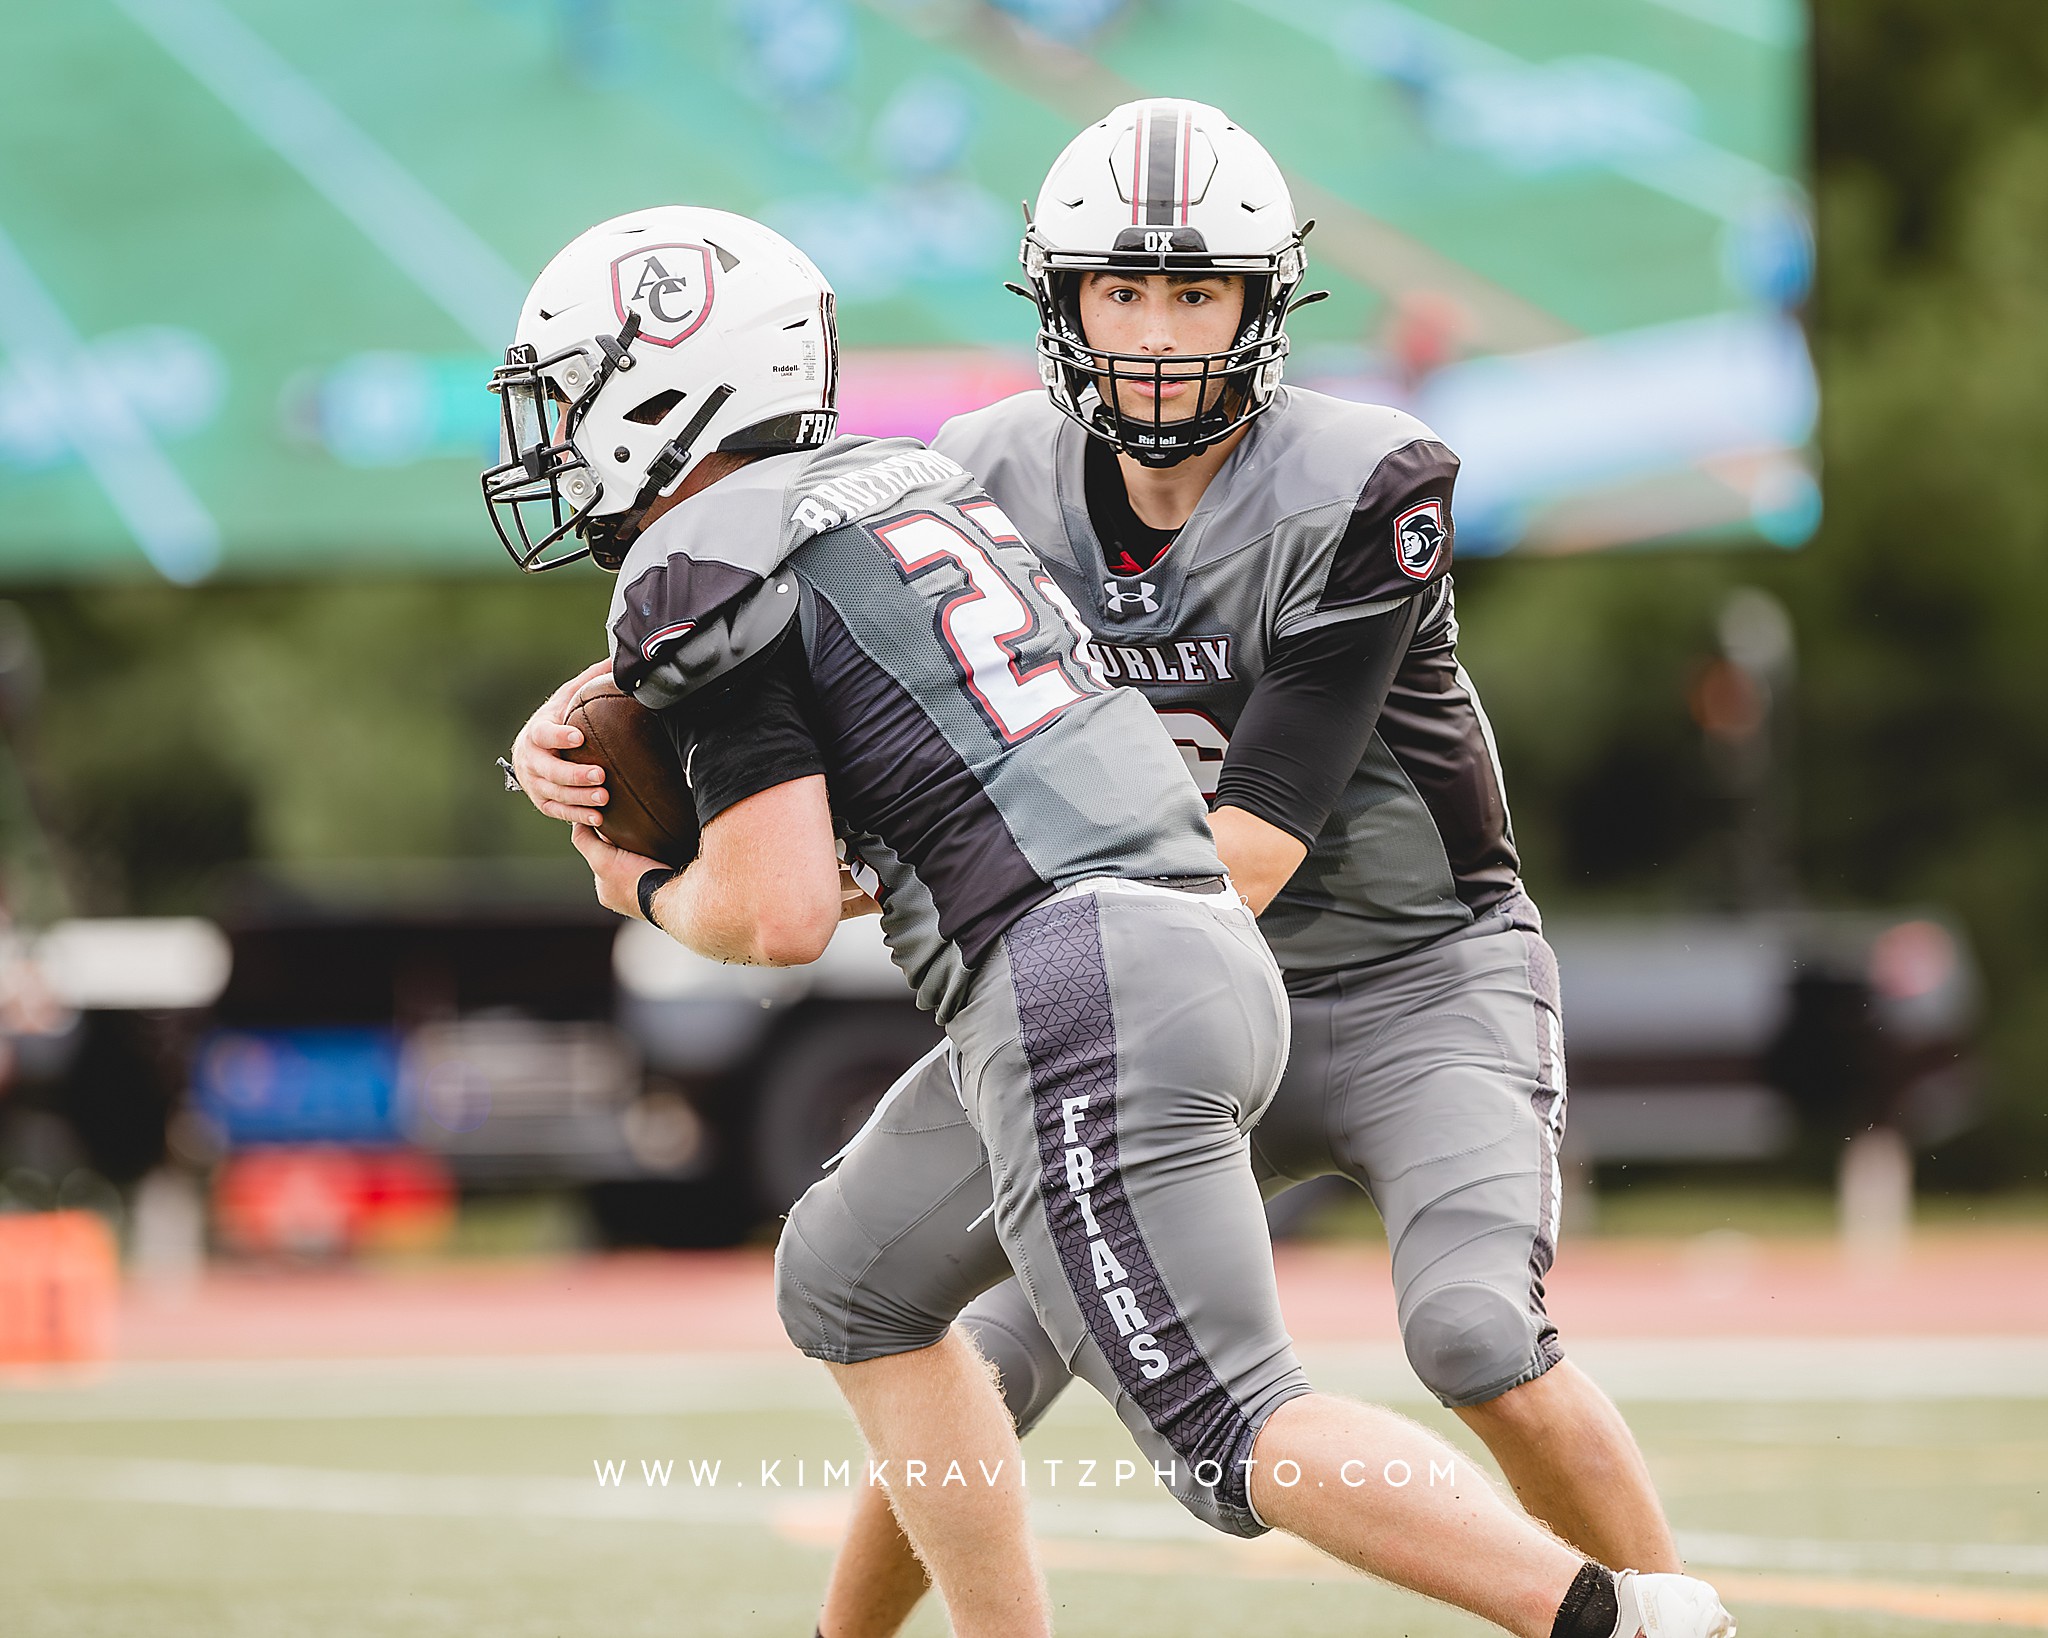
(1394, 499), (1448, 579)
(610, 244), (715, 347)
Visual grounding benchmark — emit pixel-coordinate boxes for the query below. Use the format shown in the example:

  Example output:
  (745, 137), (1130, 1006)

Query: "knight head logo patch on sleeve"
(1393, 499), (1447, 579)
(610, 244), (715, 346)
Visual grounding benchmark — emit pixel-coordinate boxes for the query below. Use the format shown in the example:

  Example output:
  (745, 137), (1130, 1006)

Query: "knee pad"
(1401, 1281), (1542, 1408)
(772, 1203), (854, 1362)
(773, 1187), (956, 1364)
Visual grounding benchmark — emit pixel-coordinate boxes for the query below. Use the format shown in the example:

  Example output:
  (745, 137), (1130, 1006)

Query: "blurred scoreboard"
(0, 0), (1813, 580)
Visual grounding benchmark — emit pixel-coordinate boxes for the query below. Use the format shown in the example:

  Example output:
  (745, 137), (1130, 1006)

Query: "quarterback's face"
(1078, 273), (1246, 422)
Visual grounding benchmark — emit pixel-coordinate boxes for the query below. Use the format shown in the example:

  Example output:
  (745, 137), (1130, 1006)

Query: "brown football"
(563, 677), (700, 866)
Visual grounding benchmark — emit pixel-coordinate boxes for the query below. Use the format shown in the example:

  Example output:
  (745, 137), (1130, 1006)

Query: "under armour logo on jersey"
(1394, 499), (1448, 579)
(1102, 580), (1159, 616)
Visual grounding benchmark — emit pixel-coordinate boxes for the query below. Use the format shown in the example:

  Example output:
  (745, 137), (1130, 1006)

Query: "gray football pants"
(775, 879), (1310, 1537)
(972, 910), (1571, 1435)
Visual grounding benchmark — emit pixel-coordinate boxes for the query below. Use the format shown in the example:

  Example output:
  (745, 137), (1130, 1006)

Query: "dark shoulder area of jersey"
(606, 448), (807, 710)
(1244, 388), (1461, 615)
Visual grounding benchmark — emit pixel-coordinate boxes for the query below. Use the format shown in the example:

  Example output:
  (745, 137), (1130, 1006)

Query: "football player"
(499, 204), (1733, 1638)
(800, 99), (1712, 1638)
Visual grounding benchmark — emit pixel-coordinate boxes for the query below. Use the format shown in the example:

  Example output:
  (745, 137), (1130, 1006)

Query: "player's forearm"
(650, 863), (836, 966)
(648, 867), (770, 964)
(647, 780), (844, 965)
(1210, 804), (1308, 915)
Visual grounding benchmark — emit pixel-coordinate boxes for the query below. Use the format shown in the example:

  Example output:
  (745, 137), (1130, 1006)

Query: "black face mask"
(480, 321), (644, 573)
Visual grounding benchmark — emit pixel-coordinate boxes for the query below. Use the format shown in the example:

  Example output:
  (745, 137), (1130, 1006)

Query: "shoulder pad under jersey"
(1204, 388), (1459, 633)
(931, 392), (1073, 563)
(608, 436), (985, 706)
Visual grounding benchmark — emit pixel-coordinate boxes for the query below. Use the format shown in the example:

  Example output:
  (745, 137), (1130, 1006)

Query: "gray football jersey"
(933, 388), (1522, 974)
(607, 436), (1218, 1018)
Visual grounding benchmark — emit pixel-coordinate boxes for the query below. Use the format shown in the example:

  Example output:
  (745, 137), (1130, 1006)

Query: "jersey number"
(1157, 709), (1230, 797)
(874, 507), (1088, 743)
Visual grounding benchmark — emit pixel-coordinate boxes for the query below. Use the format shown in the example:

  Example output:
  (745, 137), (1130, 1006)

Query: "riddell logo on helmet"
(610, 244), (715, 347)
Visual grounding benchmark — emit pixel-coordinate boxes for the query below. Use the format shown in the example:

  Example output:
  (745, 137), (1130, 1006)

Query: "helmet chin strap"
(584, 382), (737, 570)
(594, 310), (642, 374)
(644, 382), (737, 499)
(1094, 396), (1242, 469)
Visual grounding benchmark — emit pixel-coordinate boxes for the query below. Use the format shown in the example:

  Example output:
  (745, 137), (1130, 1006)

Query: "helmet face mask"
(1033, 260), (1300, 470)
(1023, 102), (1309, 468)
(482, 208), (842, 574)
(482, 336), (616, 572)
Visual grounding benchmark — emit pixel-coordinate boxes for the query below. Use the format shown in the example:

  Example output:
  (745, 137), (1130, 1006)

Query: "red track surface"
(111, 1230), (2048, 1361)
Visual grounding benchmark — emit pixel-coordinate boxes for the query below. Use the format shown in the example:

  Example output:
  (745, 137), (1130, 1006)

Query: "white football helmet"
(1022, 99), (1313, 466)
(483, 206), (839, 571)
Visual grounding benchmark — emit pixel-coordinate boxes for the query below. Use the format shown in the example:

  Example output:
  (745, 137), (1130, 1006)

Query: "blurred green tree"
(1460, 0), (2048, 1179)
(15, 577), (608, 911)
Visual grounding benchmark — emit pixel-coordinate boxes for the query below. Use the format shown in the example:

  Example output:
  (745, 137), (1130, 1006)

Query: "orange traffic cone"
(0, 1210), (119, 1364)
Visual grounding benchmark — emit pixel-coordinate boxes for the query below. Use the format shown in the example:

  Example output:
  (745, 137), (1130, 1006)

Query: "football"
(563, 676), (700, 866)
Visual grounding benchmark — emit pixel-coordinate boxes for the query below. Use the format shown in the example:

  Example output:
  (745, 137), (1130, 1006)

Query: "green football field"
(4, 1346), (2043, 1636)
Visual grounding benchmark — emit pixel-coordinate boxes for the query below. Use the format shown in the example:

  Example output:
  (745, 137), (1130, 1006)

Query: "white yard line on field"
(0, 1452), (748, 1523)
(0, 1350), (845, 1423)
(2, 1451), (2042, 1588)
(1308, 1335), (2048, 1405)
(5, 1336), (2047, 1422)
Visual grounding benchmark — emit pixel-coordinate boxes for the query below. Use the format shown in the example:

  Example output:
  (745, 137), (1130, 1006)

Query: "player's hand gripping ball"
(563, 678), (700, 866)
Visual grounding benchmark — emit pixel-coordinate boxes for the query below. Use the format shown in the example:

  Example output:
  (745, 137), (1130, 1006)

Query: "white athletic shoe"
(1611, 1570), (1737, 1637)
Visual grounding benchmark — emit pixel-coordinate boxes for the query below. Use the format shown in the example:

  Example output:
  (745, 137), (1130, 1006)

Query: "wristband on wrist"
(636, 866), (681, 928)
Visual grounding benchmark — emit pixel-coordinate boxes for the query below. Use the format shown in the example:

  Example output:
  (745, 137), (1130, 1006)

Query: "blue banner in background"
(192, 1027), (405, 1147)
